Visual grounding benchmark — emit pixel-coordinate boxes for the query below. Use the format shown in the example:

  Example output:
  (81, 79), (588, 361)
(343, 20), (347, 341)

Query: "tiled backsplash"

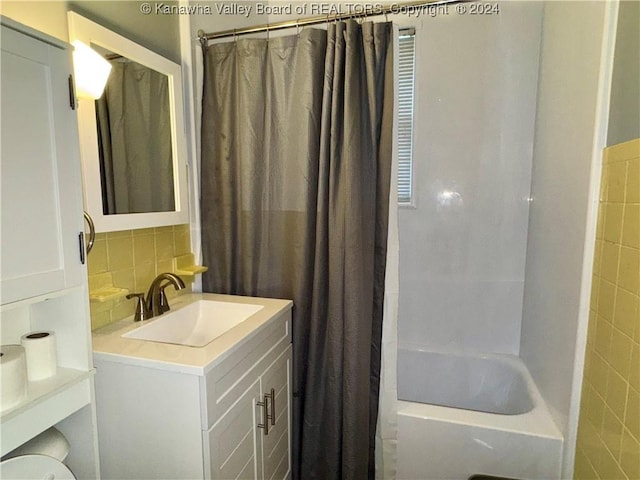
(574, 138), (640, 480)
(88, 224), (192, 330)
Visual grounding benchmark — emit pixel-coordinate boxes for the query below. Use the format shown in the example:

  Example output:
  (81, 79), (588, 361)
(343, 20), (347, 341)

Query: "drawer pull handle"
(257, 391), (273, 436)
(270, 388), (276, 426)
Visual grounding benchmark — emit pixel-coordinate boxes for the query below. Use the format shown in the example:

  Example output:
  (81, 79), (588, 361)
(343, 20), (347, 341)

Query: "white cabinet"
(93, 306), (292, 480)
(1, 17), (85, 305)
(206, 346), (292, 480)
(0, 17), (99, 479)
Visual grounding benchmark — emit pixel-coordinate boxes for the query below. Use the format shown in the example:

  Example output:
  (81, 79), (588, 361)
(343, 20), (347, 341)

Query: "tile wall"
(574, 138), (640, 479)
(87, 224), (192, 330)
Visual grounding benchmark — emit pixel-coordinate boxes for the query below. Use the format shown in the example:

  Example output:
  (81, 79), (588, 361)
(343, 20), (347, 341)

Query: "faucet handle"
(126, 293), (151, 322)
(158, 282), (181, 314)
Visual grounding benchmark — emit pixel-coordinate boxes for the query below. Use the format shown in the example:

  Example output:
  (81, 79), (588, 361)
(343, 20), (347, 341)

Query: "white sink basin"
(122, 300), (263, 347)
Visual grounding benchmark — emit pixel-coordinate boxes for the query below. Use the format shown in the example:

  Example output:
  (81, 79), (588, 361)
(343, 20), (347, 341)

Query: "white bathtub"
(397, 346), (563, 480)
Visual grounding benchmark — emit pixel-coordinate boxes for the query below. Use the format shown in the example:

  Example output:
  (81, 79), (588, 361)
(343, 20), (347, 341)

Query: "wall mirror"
(68, 12), (189, 232)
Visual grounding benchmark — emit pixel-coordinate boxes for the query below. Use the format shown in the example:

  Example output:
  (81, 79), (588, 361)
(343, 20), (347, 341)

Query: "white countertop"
(92, 293), (292, 375)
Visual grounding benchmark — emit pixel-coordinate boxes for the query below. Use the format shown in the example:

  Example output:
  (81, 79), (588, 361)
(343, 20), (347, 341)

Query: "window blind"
(398, 29), (416, 205)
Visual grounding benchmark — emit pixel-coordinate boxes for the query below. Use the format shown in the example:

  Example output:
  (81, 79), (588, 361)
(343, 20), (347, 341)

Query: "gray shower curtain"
(200, 21), (393, 479)
(96, 61), (174, 214)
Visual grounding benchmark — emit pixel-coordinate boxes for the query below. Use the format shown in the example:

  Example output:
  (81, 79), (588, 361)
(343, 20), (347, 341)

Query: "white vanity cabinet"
(1, 18), (86, 305)
(92, 295), (292, 480)
(205, 344), (292, 480)
(0, 17), (100, 480)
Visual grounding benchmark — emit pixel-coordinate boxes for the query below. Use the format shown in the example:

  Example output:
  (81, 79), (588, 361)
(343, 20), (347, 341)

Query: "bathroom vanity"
(91, 293), (293, 480)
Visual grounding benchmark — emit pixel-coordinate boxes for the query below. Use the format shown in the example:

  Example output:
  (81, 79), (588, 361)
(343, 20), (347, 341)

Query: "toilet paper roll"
(20, 331), (57, 382)
(2, 427), (71, 462)
(0, 345), (27, 412)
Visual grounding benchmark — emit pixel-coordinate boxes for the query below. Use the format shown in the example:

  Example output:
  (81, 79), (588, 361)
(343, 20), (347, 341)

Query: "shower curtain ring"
(266, 24), (270, 42)
(233, 28), (237, 43)
(296, 20), (300, 37)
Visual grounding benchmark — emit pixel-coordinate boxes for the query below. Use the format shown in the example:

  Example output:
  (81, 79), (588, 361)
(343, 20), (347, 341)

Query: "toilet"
(0, 454), (75, 479)
(0, 427), (76, 479)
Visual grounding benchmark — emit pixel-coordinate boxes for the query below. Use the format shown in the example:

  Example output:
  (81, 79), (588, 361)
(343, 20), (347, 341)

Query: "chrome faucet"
(145, 273), (186, 318)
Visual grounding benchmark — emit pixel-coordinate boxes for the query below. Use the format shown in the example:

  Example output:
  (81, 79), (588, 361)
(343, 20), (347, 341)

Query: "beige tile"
(610, 329), (633, 378)
(133, 227), (155, 236)
(173, 228), (191, 256)
(621, 204), (640, 249)
(134, 262), (156, 293)
(594, 239), (604, 277)
(626, 157), (640, 204)
(630, 344), (640, 392)
(596, 201), (606, 240)
(614, 288), (639, 339)
(607, 161), (628, 203)
(599, 279), (617, 323)
(591, 274), (600, 312)
(90, 310), (112, 331)
(155, 226), (174, 235)
(590, 352), (609, 398)
(106, 230), (133, 239)
(87, 239), (108, 276)
(601, 406), (624, 460)
(155, 230), (174, 261)
(133, 234), (156, 266)
(89, 298), (115, 315)
(606, 368), (629, 421)
(156, 259), (174, 276)
(618, 247), (640, 294)
(620, 427), (640, 480)
(604, 204), (625, 244)
(586, 380), (607, 430)
(110, 297), (137, 324)
(107, 235), (134, 270)
(595, 316), (613, 360)
(111, 268), (135, 292)
(574, 444), (599, 480)
(586, 428), (607, 477)
(596, 446), (626, 480)
(607, 139), (640, 163)
(601, 241), (621, 284)
(587, 310), (598, 348)
(626, 387), (640, 441)
(88, 272), (112, 292)
(174, 224), (190, 234)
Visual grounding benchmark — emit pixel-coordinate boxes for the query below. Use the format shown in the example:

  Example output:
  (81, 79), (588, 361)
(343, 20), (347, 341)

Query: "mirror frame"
(68, 12), (189, 232)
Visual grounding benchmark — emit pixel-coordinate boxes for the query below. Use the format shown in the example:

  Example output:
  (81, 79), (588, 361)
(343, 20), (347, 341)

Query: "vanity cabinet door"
(207, 379), (262, 480)
(1, 23), (85, 305)
(260, 345), (292, 480)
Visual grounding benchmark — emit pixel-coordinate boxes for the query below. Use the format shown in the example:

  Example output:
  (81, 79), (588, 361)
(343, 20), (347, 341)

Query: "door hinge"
(68, 74), (77, 110)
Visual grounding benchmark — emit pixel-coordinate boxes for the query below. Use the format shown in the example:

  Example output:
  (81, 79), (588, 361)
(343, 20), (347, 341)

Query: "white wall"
(398, 2), (542, 355)
(0, 1), (181, 62)
(519, 1), (614, 477)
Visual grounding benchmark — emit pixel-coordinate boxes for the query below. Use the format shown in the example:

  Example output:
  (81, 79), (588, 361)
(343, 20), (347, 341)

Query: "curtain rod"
(197, 0), (464, 45)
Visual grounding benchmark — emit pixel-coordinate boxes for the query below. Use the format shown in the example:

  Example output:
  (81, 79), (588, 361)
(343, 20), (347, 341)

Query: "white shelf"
(1, 367), (91, 421)
(1, 368), (94, 456)
(0, 286), (84, 313)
